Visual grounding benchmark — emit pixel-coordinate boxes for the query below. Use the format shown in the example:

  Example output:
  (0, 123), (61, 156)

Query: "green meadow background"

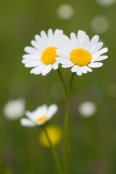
(0, 0), (116, 173)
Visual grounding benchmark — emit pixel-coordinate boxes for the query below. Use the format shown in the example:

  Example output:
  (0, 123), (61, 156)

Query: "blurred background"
(0, 0), (116, 173)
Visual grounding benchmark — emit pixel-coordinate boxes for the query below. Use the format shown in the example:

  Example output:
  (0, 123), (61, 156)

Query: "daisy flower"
(22, 29), (63, 76)
(20, 104), (58, 127)
(56, 30), (108, 76)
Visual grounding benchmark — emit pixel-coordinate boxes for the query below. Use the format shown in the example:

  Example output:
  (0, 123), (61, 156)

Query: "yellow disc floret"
(36, 115), (47, 124)
(41, 47), (58, 65)
(70, 48), (91, 66)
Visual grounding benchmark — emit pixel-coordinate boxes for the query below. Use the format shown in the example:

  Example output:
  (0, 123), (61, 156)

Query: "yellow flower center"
(36, 115), (47, 123)
(41, 47), (58, 65)
(70, 48), (91, 66)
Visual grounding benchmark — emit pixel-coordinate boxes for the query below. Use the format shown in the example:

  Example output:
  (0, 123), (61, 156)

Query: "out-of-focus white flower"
(39, 124), (62, 148)
(78, 101), (97, 117)
(57, 3), (75, 20)
(3, 98), (25, 120)
(90, 15), (110, 34)
(20, 104), (58, 127)
(22, 29), (63, 76)
(56, 30), (108, 76)
(96, 0), (116, 6)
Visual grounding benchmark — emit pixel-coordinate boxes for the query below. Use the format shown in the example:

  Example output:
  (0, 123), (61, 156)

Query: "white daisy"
(56, 30), (108, 76)
(22, 29), (63, 76)
(20, 104), (58, 127)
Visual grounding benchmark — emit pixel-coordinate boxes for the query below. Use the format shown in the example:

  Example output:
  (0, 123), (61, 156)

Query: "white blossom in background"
(56, 30), (108, 76)
(57, 3), (75, 20)
(90, 15), (110, 34)
(78, 101), (97, 117)
(3, 98), (25, 120)
(22, 29), (63, 76)
(20, 104), (58, 127)
(96, 0), (116, 6)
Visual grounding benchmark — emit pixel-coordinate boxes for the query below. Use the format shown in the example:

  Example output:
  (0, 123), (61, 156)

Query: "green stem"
(43, 126), (63, 174)
(67, 73), (75, 174)
(57, 68), (68, 174)
(64, 118), (68, 174)
(57, 68), (67, 98)
(66, 73), (75, 174)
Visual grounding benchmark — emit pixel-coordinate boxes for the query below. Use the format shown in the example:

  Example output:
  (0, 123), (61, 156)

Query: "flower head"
(3, 98), (25, 120)
(20, 104), (58, 127)
(57, 3), (75, 20)
(96, 0), (116, 7)
(56, 30), (108, 76)
(22, 29), (63, 76)
(39, 124), (62, 148)
(78, 101), (97, 117)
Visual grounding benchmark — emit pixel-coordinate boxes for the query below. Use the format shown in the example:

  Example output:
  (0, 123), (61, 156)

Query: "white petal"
(24, 47), (39, 54)
(56, 43), (66, 51)
(83, 35), (89, 49)
(89, 35), (99, 50)
(20, 118), (36, 127)
(91, 47), (108, 62)
(77, 30), (85, 48)
(77, 68), (82, 76)
(42, 64), (53, 76)
(36, 104), (48, 118)
(53, 62), (59, 70)
(54, 29), (63, 44)
(25, 111), (33, 119)
(56, 57), (72, 64)
(90, 42), (103, 54)
(62, 64), (73, 68)
(30, 65), (45, 74)
(80, 67), (87, 74)
(47, 104), (58, 119)
(83, 66), (92, 72)
(22, 54), (39, 59)
(48, 29), (54, 45)
(70, 32), (77, 49)
(31, 40), (41, 50)
(56, 50), (70, 58)
(88, 62), (103, 68)
(22, 59), (31, 64)
(96, 55), (108, 61)
(25, 60), (42, 67)
(40, 30), (49, 44)
(71, 65), (79, 72)
(95, 47), (108, 55)
(35, 34), (46, 47)
(60, 35), (73, 52)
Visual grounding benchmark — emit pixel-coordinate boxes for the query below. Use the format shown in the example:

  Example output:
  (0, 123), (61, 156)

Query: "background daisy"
(56, 30), (108, 76)
(20, 104), (58, 127)
(22, 29), (63, 76)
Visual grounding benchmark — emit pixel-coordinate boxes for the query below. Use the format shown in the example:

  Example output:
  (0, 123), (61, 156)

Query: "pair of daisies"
(21, 28), (108, 127)
(22, 29), (108, 76)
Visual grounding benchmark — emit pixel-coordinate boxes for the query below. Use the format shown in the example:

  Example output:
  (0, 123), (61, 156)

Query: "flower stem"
(66, 73), (75, 174)
(57, 68), (68, 174)
(43, 126), (63, 174)
(57, 68), (67, 98)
